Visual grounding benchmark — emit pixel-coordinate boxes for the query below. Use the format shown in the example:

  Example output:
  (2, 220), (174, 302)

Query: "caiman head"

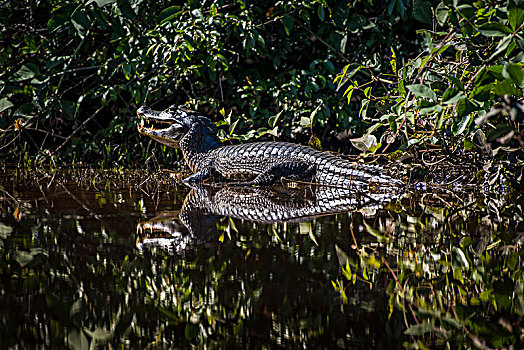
(136, 104), (220, 149)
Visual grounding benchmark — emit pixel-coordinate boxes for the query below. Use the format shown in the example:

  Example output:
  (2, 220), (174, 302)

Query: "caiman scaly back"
(137, 104), (403, 189)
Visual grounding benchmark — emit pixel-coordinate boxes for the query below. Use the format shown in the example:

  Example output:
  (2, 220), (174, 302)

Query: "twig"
(53, 104), (106, 154)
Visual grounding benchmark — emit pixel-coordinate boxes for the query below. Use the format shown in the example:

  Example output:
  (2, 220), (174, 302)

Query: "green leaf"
(268, 111), (282, 129)
(10, 64), (39, 82)
(464, 139), (474, 151)
(487, 125), (515, 142)
(364, 86), (372, 98)
(388, 114), (398, 133)
(502, 62), (524, 85)
(47, 13), (70, 31)
(477, 23), (513, 37)
(452, 114), (472, 136)
(456, 99), (478, 118)
(71, 8), (91, 38)
(407, 84), (437, 101)
(419, 103), (443, 114)
(0, 98), (14, 113)
(445, 75), (464, 90)
(442, 317), (462, 329)
(413, 0), (433, 24)
(117, 0), (135, 19)
(281, 15), (294, 36)
(489, 35), (513, 61)
(471, 83), (494, 101)
(404, 321), (435, 335)
(443, 91), (466, 105)
(14, 251), (34, 267)
(86, 0), (116, 7)
(317, 5), (324, 21)
(453, 246), (470, 269)
(472, 129), (489, 151)
(435, 2), (449, 26)
(348, 14), (367, 31)
(456, 4), (475, 20)
(68, 329), (89, 350)
(157, 6), (181, 24)
(494, 80), (523, 96)
(185, 323), (198, 340)
(508, 0), (524, 31)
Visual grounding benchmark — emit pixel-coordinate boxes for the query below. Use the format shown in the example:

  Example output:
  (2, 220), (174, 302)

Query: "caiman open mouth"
(136, 106), (185, 148)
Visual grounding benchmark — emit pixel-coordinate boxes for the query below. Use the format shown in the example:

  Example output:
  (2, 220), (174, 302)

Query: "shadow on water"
(0, 168), (522, 348)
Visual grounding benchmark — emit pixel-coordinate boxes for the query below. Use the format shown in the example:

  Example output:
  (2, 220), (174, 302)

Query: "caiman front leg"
(228, 161), (316, 186)
(183, 168), (212, 184)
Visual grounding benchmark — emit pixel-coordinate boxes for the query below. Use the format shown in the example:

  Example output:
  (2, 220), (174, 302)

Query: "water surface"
(0, 168), (522, 348)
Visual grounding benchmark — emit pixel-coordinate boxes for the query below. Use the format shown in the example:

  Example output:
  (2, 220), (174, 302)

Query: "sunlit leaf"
(489, 35), (512, 61)
(407, 84), (437, 101)
(452, 114), (472, 136)
(502, 62), (524, 85)
(478, 23), (513, 37)
(508, 0), (524, 30)
(86, 0), (116, 7)
(350, 134), (377, 152)
(10, 64), (39, 82)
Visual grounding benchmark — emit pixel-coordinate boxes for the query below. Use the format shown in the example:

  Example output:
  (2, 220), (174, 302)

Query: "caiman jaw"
(136, 106), (184, 148)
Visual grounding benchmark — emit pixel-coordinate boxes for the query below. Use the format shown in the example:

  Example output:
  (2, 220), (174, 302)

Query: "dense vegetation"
(1, 1), (523, 347)
(1, 0), (523, 188)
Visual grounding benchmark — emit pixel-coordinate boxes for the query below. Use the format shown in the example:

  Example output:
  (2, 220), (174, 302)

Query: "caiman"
(137, 104), (403, 189)
(137, 185), (404, 254)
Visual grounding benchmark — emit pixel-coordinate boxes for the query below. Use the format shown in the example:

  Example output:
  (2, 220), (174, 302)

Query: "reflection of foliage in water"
(0, 170), (522, 348)
(335, 191), (524, 348)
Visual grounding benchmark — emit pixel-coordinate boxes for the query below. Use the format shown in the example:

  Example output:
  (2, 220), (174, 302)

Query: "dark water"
(0, 169), (522, 348)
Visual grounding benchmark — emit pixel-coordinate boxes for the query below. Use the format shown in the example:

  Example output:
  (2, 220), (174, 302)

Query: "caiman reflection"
(136, 184), (404, 254)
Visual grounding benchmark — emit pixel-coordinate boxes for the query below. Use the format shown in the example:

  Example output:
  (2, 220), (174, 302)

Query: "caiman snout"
(136, 105), (185, 148)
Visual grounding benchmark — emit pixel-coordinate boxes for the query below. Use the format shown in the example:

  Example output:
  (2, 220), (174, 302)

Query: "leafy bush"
(335, 0), (524, 186)
(0, 0), (522, 187)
